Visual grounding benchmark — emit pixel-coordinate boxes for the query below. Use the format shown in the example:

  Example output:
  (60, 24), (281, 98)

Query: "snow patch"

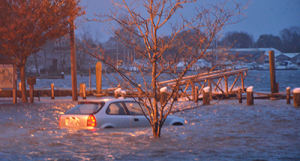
(246, 86), (253, 92)
(293, 88), (300, 93)
(160, 86), (167, 92)
(203, 87), (210, 93)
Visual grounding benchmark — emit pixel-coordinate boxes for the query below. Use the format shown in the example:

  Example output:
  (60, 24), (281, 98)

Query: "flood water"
(1, 98), (300, 160)
(29, 70), (300, 93)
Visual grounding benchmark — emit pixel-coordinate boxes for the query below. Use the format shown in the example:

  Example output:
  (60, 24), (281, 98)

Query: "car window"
(65, 102), (104, 114)
(107, 102), (127, 115)
(125, 102), (149, 115)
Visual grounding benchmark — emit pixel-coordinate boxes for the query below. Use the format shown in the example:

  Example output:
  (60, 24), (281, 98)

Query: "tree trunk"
(34, 53), (39, 74)
(20, 64), (28, 103)
(152, 60), (161, 137)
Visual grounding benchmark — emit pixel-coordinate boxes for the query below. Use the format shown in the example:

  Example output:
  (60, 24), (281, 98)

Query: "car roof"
(78, 97), (136, 104)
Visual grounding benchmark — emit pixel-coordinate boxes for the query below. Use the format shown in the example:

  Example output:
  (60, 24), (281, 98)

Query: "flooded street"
(1, 98), (299, 160)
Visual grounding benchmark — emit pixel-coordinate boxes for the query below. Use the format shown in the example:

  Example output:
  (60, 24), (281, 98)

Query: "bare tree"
(76, 25), (102, 72)
(0, 0), (83, 102)
(220, 31), (254, 48)
(280, 26), (300, 53)
(88, 0), (246, 137)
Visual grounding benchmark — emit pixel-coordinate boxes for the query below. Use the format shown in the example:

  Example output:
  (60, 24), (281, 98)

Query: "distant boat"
(276, 61), (298, 70)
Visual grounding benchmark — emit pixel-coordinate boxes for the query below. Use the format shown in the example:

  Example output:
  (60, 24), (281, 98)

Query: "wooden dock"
(0, 68), (249, 100)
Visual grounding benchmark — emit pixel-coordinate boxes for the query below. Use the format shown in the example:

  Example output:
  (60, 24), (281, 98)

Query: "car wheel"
(172, 122), (183, 126)
(105, 126), (114, 129)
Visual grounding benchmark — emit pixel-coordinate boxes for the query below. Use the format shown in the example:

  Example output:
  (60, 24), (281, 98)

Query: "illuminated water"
(0, 98), (299, 160)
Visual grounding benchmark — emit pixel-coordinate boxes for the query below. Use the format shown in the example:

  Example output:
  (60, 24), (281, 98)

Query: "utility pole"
(70, 17), (78, 101)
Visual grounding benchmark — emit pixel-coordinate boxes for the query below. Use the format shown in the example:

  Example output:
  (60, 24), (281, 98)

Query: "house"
(25, 36), (101, 74)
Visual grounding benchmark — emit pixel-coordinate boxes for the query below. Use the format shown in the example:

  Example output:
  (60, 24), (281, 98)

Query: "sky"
(77, 0), (300, 43)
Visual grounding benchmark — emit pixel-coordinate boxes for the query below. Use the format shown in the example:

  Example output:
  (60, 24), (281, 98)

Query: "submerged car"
(59, 98), (184, 129)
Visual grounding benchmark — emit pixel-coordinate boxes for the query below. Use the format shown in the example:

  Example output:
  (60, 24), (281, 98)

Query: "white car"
(59, 98), (185, 129)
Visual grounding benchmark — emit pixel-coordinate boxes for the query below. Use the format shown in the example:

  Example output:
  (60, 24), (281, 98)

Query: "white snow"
(246, 86), (253, 92)
(293, 88), (300, 93)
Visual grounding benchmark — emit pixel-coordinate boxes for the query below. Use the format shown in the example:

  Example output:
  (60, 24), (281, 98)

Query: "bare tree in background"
(280, 26), (300, 53)
(87, 0), (247, 137)
(76, 25), (101, 72)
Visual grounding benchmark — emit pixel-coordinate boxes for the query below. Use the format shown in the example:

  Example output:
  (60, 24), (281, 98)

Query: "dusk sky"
(78, 0), (300, 42)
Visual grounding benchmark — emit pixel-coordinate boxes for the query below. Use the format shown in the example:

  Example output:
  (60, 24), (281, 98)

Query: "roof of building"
(282, 53), (300, 58)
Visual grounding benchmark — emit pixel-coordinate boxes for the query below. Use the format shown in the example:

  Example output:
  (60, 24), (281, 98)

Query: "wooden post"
(269, 50), (277, 94)
(191, 80), (195, 102)
(160, 87), (167, 105)
(224, 76), (228, 94)
(293, 88), (300, 107)
(195, 86), (199, 103)
(12, 89), (17, 103)
(70, 18), (78, 101)
(238, 87), (242, 103)
(82, 83), (86, 100)
(27, 77), (36, 103)
(51, 83), (55, 99)
(241, 72), (245, 92)
(13, 63), (17, 103)
(79, 83), (84, 97)
(286, 87), (290, 104)
(29, 85), (34, 103)
(203, 87), (210, 105)
(96, 62), (102, 94)
(246, 86), (253, 105)
(19, 82), (22, 91)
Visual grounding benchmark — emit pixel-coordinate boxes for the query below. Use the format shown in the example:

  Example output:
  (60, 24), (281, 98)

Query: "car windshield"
(65, 102), (105, 114)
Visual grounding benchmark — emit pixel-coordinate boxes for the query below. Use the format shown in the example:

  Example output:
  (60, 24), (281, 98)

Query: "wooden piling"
(191, 80), (195, 102)
(70, 18), (78, 101)
(82, 83), (86, 100)
(246, 86), (253, 105)
(269, 50), (277, 94)
(51, 83), (55, 99)
(13, 63), (17, 103)
(286, 87), (290, 104)
(238, 87), (242, 103)
(224, 76), (228, 93)
(12, 89), (17, 103)
(96, 62), (102, 94)
(293, 88), (300, 107)
(29, 85), (34, 103)
(27, 77), (36, 103)
(203, 87), (210, 105)
(241, 72), (245, 91)
(195, 86), (199, 103)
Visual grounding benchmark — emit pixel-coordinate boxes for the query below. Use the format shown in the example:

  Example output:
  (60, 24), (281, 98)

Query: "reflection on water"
(0, 99), (299, 160)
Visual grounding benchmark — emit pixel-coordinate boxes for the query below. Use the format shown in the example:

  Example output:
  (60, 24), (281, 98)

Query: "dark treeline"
(100, 26), (300, 54)
(219, 26), (300, 53)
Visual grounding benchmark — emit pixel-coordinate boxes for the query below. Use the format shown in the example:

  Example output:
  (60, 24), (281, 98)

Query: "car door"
(124, 102), (150, 127)
(105, 102), (131, 128)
